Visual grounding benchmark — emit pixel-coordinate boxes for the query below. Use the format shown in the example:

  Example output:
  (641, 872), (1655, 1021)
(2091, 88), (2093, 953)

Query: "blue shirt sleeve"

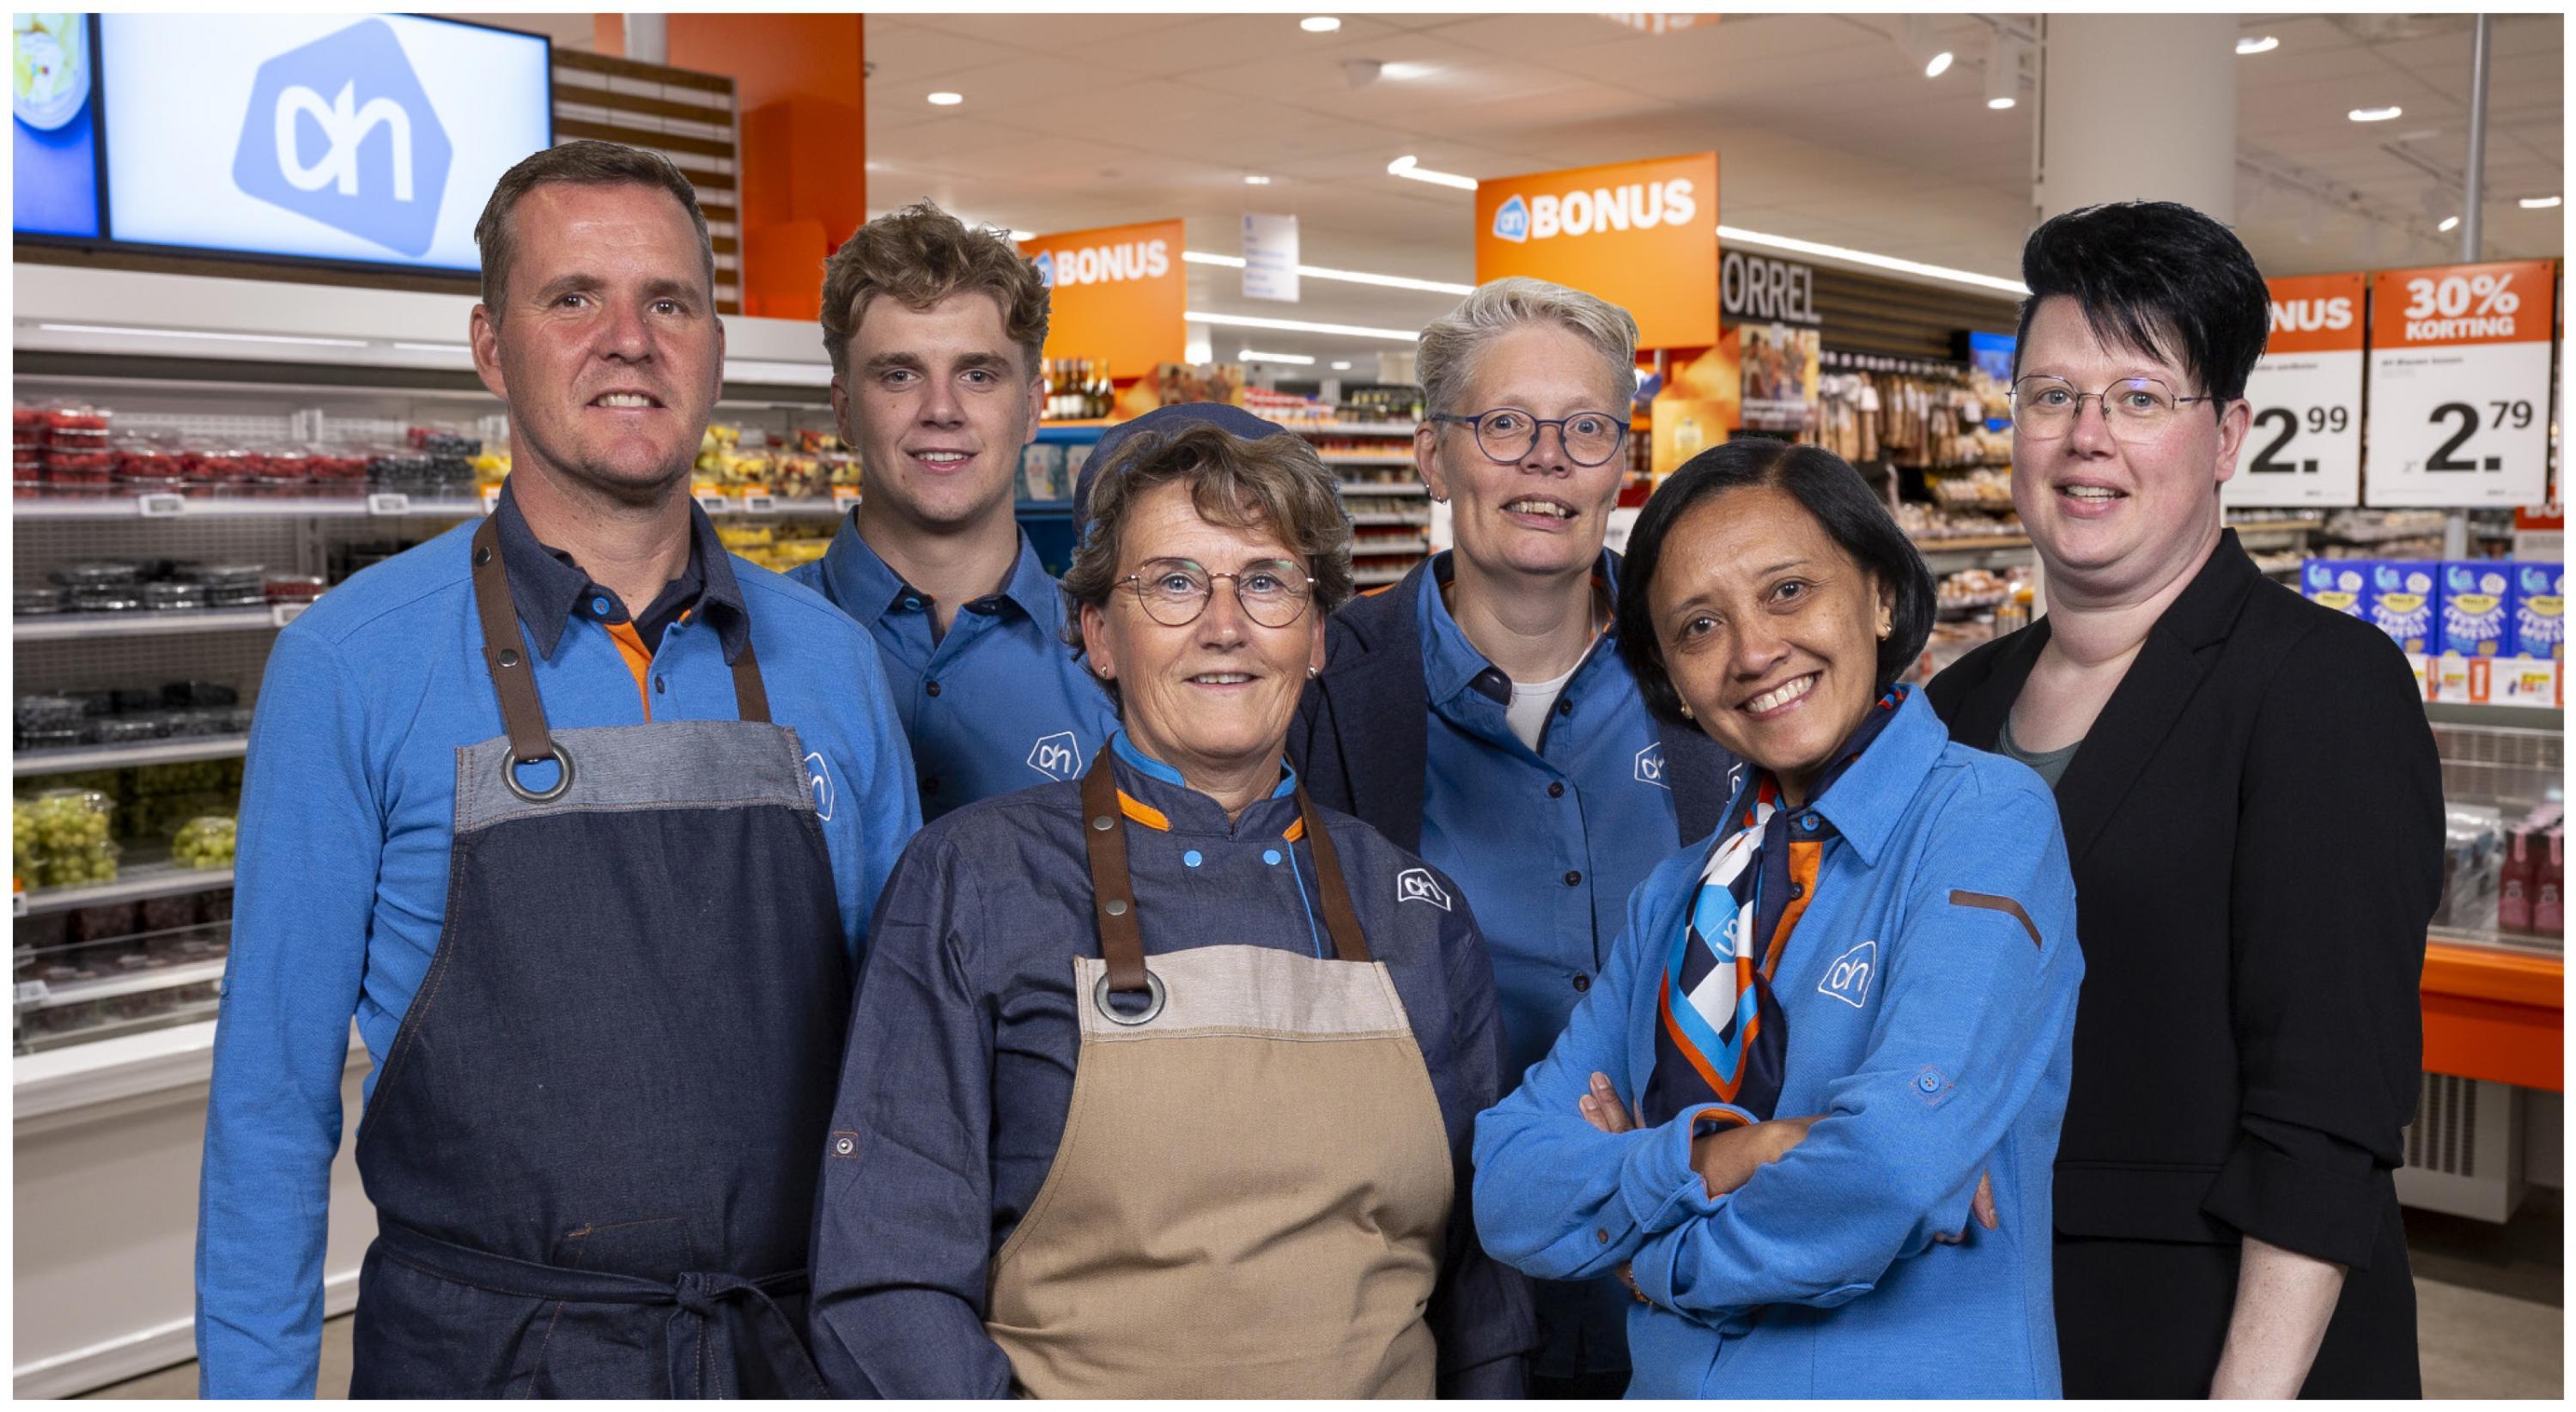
(807, 829), (1015, 1397)
(1472, 849), (1759, 1284)
(1625, 773), (2084, 1318)
(195, 628), (381, 1397)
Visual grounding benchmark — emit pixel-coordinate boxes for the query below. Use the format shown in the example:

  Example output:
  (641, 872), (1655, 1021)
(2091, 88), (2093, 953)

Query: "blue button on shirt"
(196, 490), (922, 1397)
(1473, 691), (2085, 1397)
(792, 514), (1119, 820)
(1413, 554), (1689, 1378)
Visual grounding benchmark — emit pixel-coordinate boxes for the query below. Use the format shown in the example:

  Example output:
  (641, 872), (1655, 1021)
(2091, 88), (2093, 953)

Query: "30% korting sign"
(2365, 259), (2556, 508)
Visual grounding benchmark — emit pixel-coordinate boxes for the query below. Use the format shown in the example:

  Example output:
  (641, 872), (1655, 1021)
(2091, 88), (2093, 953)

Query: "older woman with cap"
(1290, 277), (1741, 1394)
(806, 405), (1534, 1398)
(1474, 441), (2084, 1397)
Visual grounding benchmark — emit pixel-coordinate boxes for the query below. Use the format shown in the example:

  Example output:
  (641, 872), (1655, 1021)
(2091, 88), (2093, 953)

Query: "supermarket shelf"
(15, 734), (248, 777)
(19, 857), (233, 917)
(1348, 512), (1431, 526)
(2421, 938), (2562, 1092)
(1353, 566), (1414, 587)
(1338, 482), (1430, 497)
(19, 958), (227, 1012)
(10, 495), (483, 520)
(1287, 421), (1418, 436)
(1318, 453), (1417, 468)
(17, 998), (224, 1053)
(1905, 533), (2029, 552)
(14, 607), (289, 642)
(2232, 526), (2316, 552)
(1352, 538), (1431, 557)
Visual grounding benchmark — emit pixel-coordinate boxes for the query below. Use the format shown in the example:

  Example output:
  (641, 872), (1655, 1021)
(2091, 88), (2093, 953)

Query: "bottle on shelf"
(2534, 829), (2563, 938)
(2499, 826), (2535, 933)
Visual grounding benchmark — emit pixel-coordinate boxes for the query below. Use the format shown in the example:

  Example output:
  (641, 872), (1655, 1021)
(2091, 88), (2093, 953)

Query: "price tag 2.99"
(2228, 273), (2364, 508)
(2366, 260), (2557, 508)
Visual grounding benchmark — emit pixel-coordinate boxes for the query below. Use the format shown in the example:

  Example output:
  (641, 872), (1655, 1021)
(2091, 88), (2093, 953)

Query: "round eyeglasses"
(2012, 374), (2221, 443)
(1116, 557), (1316, 629)
(1429, 407), (1629, 467)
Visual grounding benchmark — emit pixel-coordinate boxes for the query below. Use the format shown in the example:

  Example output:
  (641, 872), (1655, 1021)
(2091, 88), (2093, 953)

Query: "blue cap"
(1074, 402), (1293, 527)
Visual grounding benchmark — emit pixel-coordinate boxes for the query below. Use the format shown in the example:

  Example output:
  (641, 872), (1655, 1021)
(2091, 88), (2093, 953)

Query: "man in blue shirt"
(793, 202), (1117, 819)
(194, 140), (919, 1397)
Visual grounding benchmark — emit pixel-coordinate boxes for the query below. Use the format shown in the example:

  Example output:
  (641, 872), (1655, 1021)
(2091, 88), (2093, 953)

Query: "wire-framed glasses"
(2012, 374), (2220, 442)
(1429, 407), (1628, 466)
(1116, 557), (1315, 628)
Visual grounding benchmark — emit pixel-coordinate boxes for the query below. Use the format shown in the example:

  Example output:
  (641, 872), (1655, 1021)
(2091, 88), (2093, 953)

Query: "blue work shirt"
(791, 512), (1119, 819)
(808, 733), (1535, 1397)
(1473, 689), (2084, 1397)
(195, 488), (921, 1397)
(1414, 553), (1727, 1379)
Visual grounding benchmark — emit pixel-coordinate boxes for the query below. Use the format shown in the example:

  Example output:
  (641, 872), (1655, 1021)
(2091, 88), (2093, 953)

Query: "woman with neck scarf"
(1472, 440), (2085, 1397)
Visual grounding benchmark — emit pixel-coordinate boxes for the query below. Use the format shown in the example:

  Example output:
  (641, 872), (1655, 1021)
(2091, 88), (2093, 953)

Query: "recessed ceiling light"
(927, 91), (963, 107)
(1239, 349), (1317, 365)
(2236, 34), (2279, 55)
(1244, 174), (1272, 186)
(1300, 15), (1340, 33)
(2439, 216), (2461, 232)
(2348, 106), (2403, 122)
(1386, 155), (1478, 191)
(1331, 361), (1353, 371)
(1923, 51), (1953, 78)
(1987, 96), (2016, 110)
(2519, 195), (2561, 210)
(1381, 62), (1436, 81)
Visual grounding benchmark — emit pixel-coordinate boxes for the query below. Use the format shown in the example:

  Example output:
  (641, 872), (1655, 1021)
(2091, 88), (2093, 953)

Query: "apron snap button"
(1105, 898), (1129, 916)
(497, 648), (520, 669)
(830, 1131), (860, 1159)
(1091, 814), (1114, 831)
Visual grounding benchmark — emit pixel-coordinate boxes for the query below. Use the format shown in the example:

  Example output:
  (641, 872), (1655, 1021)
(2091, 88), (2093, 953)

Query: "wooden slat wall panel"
(551, 52), (744, 313)
(1813, 265), (2022, 362)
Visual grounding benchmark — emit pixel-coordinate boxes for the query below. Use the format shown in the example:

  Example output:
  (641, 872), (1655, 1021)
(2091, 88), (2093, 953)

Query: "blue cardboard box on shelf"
(2300, 560), (2364, 618)
(2438, 562), (2516, 658)
(2514, 562), (2565, 660)
(2360, 560), (2441, 654)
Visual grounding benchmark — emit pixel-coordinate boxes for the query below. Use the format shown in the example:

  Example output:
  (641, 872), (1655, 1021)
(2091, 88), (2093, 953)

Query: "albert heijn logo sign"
(1476, 153), (1718, 350)
(232, 18), (453, 258)
(1020, 219), (1187, 379)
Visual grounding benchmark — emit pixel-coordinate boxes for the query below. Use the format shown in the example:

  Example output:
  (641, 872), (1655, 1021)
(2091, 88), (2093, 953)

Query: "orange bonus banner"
(1018, 219), (1187, 379)
(2370, 259), (2556, 349)
(1474, 152), (1718, 351)
(2263, 272), (2366, 355)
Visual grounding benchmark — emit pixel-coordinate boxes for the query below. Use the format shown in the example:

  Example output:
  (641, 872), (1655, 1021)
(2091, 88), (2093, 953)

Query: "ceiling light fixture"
(2236, 34), (2279, 55)
(1386, 155), (1479, 191)
(1239, 349), (1317, 365)
(1182, 249), (1473, 296)
(1187, 310), (1421, 343)
(1300, 15), (1340, 33)
(1331, 361), (1353, 371)
(927, 91), (963, 107)
(1923, 50), (1953, 78)
(1381, 62), (1436, 80)
(1010, 229), (1036, 243)
(1983, 26), (2020, 109)
(2348, 106), (2403, 122)
(1243, 174), (1273, 186)
(2519, 195), (2561, 210)
(2439, 215), (2461, 232)
(1715, 225), (2027, 295)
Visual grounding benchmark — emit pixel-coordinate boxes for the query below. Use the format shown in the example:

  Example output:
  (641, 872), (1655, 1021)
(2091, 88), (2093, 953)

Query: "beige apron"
(983, 750), (1457, 1398)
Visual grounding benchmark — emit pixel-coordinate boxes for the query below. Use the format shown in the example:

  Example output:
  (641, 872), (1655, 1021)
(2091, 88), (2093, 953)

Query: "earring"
(1307, 666), (1320, 679)
(1680, 703), (1694, 720)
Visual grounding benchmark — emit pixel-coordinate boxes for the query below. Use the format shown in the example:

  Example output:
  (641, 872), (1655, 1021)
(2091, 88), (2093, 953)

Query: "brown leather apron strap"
(468, 515), (558, 767)
(729, 637), (773, 725)
(1078, 749), (1150, 998)
(1291, 787), (1372, 964)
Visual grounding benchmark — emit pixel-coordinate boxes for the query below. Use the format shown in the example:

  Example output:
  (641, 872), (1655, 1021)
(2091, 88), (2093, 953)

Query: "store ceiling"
(488, 11), (2567, 370)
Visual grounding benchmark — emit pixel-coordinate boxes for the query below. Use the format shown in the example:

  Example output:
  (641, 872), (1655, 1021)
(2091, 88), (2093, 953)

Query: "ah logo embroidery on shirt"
(805, 752), (836, 823)
(1818, 940), (1876, 1008)
(1634, 743), (1668, 788)
(1396, 867), (1453, 911)
(1027, 730), (1082, 782)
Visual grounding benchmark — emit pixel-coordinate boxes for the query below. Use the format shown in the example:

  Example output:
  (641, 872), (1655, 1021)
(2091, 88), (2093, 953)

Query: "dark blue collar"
(1107, 728), (1301, 838)
(818, 509), (1066, 629)
(491, 478), (751, 664)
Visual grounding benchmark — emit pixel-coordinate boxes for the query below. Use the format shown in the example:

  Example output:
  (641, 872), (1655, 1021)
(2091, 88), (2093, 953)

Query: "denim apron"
(980, 748), (1455, 1397)
(346, 516), (848, 1398)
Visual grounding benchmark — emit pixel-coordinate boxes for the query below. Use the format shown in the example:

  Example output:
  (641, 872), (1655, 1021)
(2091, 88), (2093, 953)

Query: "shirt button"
(1572, 973), (1591, 992)
(591, 595), (612, 618)
(1595, 1227), (1610, 1244)
(920, 776), (940, 796)
(1787, 882), (1804, 899)
(1263, 849), (1282, 866)
(1917, 1073), (1941, 1093)
(925, 679), (942, 697)
(653, 676), (667, 694)
(1564, 870), (1583, 887)
(902, 596), (923, 612)
(1556, 699), (1573, 716)
(1183, 849), (1203, 868)
(1547, 782), (1565, 799)
(1801, 813), (1821, 831)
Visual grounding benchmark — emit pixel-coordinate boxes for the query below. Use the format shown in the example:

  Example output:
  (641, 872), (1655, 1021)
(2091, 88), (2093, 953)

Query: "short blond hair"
(818, 201), (1049, 378)
(1416, 276), (1639, 417)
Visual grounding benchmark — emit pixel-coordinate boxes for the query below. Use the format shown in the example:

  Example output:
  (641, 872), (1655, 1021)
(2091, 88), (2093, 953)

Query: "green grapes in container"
(174, 814), (238, 870)
(27, 787), (118, 887)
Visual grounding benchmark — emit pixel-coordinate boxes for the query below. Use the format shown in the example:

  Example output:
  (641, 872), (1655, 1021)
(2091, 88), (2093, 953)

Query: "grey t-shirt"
(1997, 712), (2082, 790)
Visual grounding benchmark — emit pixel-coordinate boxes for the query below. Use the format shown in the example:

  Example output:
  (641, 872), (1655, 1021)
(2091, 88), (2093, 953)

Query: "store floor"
(81, 1195), (2562, 1400)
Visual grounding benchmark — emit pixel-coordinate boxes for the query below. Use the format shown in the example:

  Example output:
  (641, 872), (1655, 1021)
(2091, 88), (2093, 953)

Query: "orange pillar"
(595, 14), (866, 321)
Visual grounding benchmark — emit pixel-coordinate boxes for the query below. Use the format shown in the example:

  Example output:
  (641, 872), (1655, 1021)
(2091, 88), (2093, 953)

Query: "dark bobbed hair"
(1613, 440), (1935, 726)
(2011, 200), (2270, 413)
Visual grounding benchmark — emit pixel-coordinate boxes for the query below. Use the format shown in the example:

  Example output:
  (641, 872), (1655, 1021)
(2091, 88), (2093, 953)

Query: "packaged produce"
(15, 693), (86, 733)
(12, 585), (65, 616)
(174, 814), (237, 869)
(2437, 563), (2515, 658)
(88, 716), (167, 745)
(2359, 561), (2440, 654)
(140, 893), (200, 934)
(66, 898), (138, 944)
(183, 443), (256, 489)
(141, 581), (210, 612)
(49, 560), (142, 590)
(264, 574), (327, 604)
(2514, 563), (2563, 660)
(161, 680), (240, 709)
(25, 788), (118, 887)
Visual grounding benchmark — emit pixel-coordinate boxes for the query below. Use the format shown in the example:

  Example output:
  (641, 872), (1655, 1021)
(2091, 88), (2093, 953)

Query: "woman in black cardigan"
(1927, 202), (2443, 1397)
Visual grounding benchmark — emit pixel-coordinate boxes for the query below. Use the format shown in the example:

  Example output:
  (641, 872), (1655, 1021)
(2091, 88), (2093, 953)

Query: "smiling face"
(1419, 321), (1628, 582)
(834, 289), (1042, 533)
(470, 181), (723, 502)
(2010, 295), (2249, 606)
(1647, 484), (1894, 806)
(1079, 479), (1327, 793)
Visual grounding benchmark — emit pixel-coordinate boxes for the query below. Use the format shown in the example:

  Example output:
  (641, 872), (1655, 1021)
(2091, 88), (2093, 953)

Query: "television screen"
(13, 13), (102, 238)
(99, 12), (549, 272)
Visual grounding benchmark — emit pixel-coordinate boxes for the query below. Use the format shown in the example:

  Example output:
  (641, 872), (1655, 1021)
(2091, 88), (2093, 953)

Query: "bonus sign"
(2364, 259), (2557, 508)
(2227, 272), (2364, 508)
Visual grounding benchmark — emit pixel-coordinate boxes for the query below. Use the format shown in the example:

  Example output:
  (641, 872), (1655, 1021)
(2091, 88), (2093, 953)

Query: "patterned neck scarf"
(1643, 684), (1909, 1127)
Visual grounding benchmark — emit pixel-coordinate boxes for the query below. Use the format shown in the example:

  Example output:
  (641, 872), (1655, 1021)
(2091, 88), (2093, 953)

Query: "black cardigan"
(1287, 555), (1741, 853)
(1926, 530), (2443, 1395)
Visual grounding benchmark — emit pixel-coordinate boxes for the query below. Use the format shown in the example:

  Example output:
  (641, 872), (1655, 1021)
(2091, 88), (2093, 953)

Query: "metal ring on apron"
(1091, 969), (1166, 1026)
(501, 744), (577, 803)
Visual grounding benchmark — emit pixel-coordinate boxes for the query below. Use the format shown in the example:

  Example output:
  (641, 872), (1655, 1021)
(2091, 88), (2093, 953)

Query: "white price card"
(367, 491), (413, 517)
(696, 493), (732, 515)
(830, 488), (861, 511)
(136, 492), (188, 517)
(2227, 273), (2364, 508)
(740, 494), (776, 514)
(2365, 260), (2558, 508)
(270, 602), (310, 629)
(15, 977), (47, 1004)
